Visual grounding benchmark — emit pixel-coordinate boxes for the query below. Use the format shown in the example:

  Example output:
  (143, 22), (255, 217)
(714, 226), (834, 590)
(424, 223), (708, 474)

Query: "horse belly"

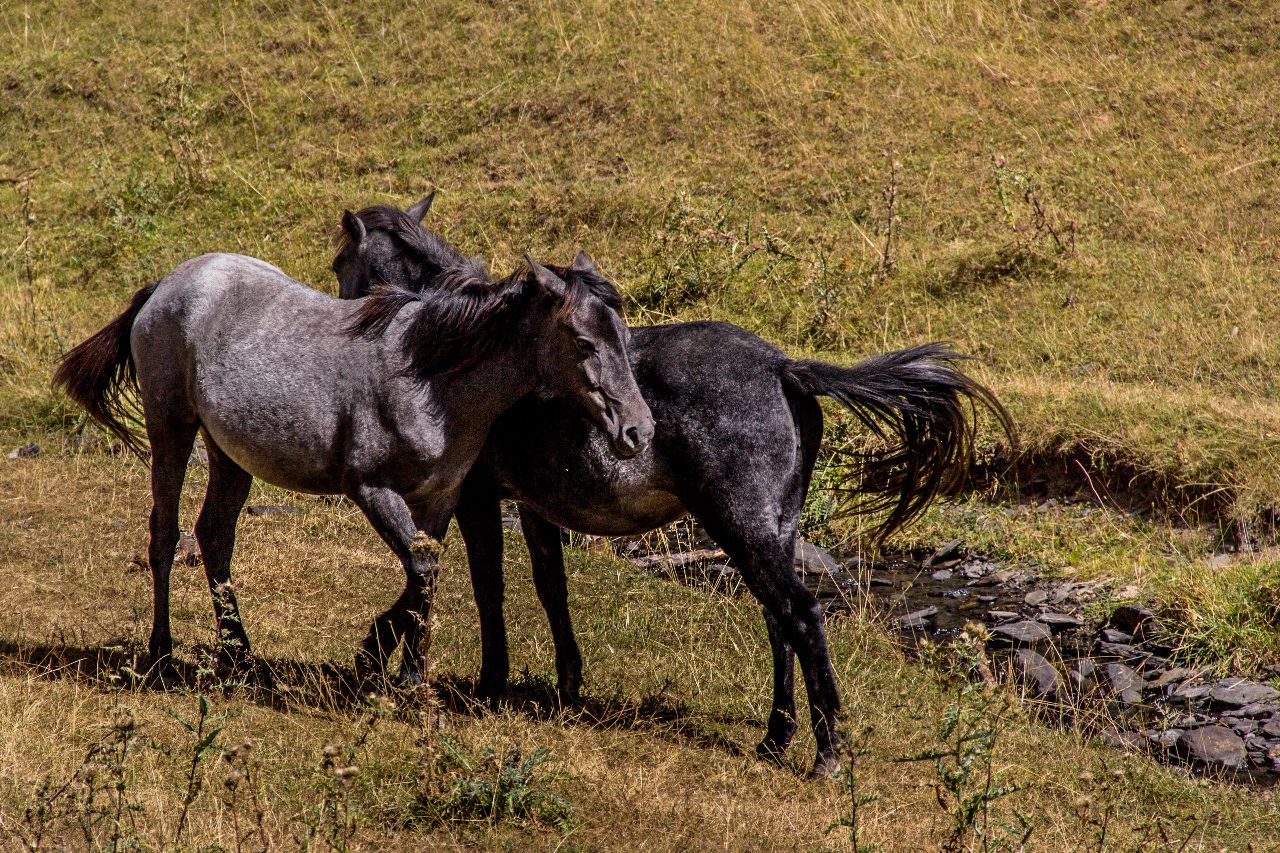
(195, 373), (348, 494)
(201, 418), (342, 494)
(531, 488), (687, 537)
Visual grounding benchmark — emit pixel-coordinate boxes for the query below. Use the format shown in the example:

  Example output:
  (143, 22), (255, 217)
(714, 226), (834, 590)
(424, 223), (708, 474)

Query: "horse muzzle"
(610, 408), (654, 459)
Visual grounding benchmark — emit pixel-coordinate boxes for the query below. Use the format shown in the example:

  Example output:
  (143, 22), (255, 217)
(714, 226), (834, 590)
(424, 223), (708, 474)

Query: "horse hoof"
(474, 677), (506, 707)
(354, 651), (390, 693)
(148, 665), (183, 691)
(393, 669), (425, 691)
(807, 753), (842, 779)
(755, 739), (789, 766)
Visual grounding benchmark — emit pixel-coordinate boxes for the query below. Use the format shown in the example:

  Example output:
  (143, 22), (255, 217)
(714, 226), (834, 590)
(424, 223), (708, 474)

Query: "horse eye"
(576, 337), (596, 355)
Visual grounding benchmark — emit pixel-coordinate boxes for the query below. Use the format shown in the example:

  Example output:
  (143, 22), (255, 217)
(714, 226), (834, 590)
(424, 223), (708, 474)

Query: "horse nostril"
(624, 426), (641, 448)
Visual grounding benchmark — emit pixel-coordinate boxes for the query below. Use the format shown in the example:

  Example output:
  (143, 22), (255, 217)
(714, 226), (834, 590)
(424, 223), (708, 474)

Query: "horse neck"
(428, 309), (543, 434)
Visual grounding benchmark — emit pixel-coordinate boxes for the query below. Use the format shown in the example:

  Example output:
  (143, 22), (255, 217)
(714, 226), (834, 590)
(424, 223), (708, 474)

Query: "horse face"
(332, 213), (423, 299)
(528, 262), (654, 459)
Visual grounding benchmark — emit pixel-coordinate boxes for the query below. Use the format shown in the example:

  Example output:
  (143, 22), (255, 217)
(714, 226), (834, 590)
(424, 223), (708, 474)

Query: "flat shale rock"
(1096, 642), (1148, 663)
(924, 539), (962, 567)
(1067, 658), (1098, 695)
(1110, 604), (1155, 635)
(1229, 719), (1258, 737)
(1105, 663), (1143, 706)
(1208, 677), (1279, 709)
(1014, 649), (1062, 698)
(990, 620), (1052, 647)
(1148, 667), (1195, 690)
(795, 540), (842, 574)
(1177, 726), (1247, 772)
(897, 607), (939, 631)
(1167, 683), (1212, 706)
(1143, 728), (1182, 750)
(1100, 727), (1146, 751)
(1036, 612), (1083, 632)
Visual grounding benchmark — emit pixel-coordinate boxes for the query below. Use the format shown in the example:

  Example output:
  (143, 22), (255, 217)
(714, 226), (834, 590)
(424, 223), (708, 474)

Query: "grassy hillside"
(4, 0), (1280, 508)
(4, 0), (1280, 848)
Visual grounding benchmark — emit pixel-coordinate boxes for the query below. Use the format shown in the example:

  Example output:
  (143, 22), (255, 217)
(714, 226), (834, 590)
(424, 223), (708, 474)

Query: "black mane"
(346, 261), (589, 378)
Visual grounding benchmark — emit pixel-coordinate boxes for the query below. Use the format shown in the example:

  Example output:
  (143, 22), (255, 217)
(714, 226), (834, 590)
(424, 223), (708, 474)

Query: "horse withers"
(53, 245), (653, 689)
(333, 198), (1012, 776)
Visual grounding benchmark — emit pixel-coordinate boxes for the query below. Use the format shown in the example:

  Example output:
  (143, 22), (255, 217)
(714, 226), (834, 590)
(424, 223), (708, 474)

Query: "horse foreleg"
(519, 506), (583, 704)
(353, 487), (451, 691)
(454, 470), (509, 704)
(351, 487), (429, 686)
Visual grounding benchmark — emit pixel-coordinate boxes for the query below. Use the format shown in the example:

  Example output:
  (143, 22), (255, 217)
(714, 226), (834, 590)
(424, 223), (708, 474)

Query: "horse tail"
(52, 282), (160, 460)
(782, 342), (1013, 544)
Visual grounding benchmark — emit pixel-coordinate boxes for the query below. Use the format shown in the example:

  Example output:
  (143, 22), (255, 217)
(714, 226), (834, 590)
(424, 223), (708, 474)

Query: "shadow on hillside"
(0, 638), (754, 763)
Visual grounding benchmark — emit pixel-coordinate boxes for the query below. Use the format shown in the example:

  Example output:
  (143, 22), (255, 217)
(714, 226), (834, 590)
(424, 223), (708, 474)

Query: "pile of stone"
(983, 602), (1280, 777)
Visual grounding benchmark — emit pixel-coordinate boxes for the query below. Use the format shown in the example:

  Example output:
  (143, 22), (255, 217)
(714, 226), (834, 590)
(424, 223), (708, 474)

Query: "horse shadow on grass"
(0, 638), (755, 764)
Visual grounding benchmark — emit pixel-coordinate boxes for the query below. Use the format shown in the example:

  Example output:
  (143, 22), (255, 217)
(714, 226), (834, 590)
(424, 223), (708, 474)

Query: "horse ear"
(341, 210), (366, 247)
(570, 250), (599, 276)
(405, 191), (435, 222)
(526, 256), (567, 299)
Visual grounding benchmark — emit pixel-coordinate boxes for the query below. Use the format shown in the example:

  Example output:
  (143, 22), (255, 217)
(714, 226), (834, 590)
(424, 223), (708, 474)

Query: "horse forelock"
(546, 263), (623, 315)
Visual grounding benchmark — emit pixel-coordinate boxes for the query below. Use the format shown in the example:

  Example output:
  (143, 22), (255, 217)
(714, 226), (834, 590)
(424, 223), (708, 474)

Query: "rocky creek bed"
(581, 516), (1280, 784)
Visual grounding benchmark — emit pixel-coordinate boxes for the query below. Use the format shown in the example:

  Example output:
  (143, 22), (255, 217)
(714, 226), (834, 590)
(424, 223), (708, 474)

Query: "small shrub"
(898, 627), (1032, 852)
(414, 737), (573, 834)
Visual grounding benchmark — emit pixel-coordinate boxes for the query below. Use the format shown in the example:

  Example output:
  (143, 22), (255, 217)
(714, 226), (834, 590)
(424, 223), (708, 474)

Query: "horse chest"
(493, 444), (685, 536)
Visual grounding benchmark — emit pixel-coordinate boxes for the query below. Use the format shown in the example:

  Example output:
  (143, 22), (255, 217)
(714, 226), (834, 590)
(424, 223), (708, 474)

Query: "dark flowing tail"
(51, 282), (159, 459)
(783, 342), (1014, 544)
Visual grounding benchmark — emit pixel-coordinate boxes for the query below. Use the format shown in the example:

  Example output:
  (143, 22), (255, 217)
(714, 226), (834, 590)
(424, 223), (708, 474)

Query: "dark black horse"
(332, 198), (1012, 774)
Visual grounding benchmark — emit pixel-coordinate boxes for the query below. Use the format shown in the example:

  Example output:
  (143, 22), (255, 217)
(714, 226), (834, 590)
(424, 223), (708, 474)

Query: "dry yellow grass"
(2, 450), (1279, 850)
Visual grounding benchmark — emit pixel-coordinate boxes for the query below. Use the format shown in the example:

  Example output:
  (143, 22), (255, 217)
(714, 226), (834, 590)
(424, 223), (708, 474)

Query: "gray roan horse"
(53, 249), (654, 688)
(333, 198), (1012, 775)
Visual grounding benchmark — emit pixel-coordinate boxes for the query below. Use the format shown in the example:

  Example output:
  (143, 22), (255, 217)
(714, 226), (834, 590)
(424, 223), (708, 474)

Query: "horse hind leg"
(145, 416), (198, 686)
(692, 496), (842, 776)
(759, 608), (798, 761)
(194, 435), (255, 678)
(741, 542), (842, 775)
